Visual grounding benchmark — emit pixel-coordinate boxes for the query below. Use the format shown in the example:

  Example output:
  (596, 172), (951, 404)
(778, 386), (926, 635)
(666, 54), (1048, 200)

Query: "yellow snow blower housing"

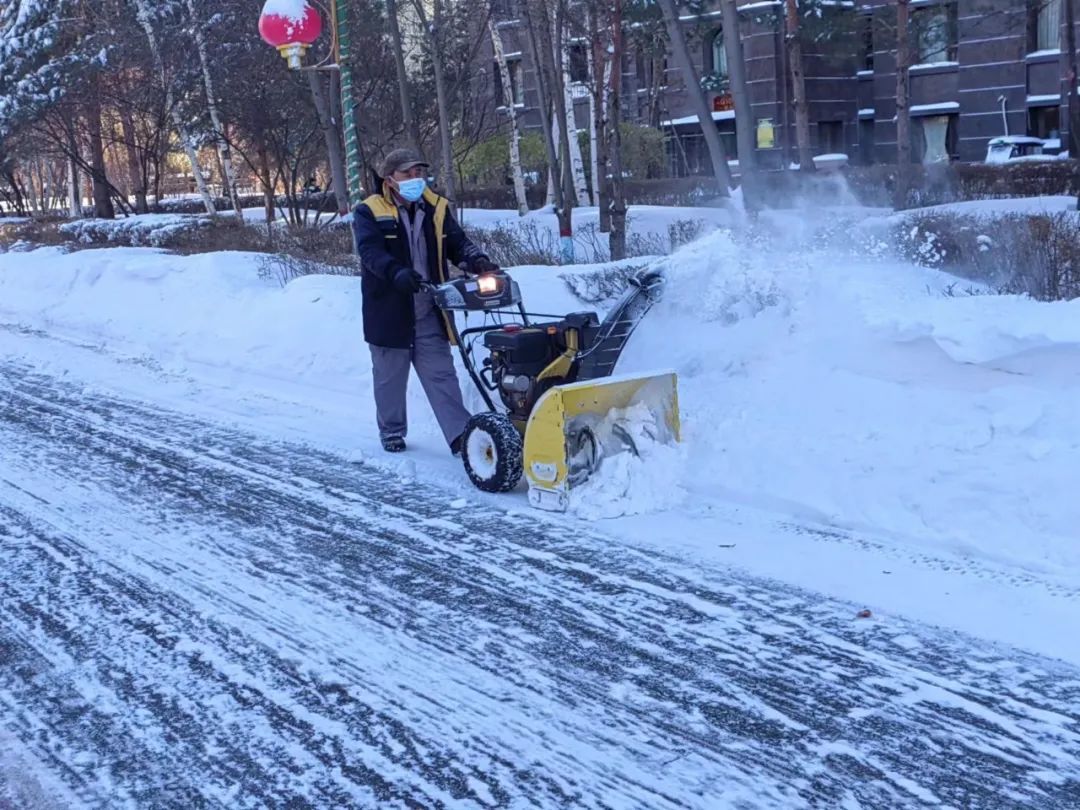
(523, 371), (680, 511)
(427, 268), (679, 511)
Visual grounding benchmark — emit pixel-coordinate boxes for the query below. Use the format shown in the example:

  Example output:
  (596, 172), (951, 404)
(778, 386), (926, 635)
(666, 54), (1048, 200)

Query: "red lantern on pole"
(259, 0), (323, 70)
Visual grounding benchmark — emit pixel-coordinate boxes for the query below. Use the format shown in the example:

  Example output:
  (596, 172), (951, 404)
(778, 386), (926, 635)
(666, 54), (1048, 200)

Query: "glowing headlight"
(477, 274), (500, 295)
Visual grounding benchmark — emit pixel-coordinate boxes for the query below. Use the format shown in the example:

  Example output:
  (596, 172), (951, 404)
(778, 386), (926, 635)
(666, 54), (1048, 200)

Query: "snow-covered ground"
(1, 199), (1078, 670)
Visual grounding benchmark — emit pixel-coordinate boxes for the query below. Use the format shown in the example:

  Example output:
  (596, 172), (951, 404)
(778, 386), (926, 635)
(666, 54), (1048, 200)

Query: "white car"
(984, 135), (1062, 163)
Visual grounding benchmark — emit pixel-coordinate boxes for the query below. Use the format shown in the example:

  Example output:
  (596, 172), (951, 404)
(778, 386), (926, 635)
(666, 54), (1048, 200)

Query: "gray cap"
(380, 148), (429, 178)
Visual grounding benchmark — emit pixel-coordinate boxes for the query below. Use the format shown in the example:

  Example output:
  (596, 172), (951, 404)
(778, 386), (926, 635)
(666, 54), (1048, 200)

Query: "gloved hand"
(471, 256), (500, 276)
(393, 267), (422, 294)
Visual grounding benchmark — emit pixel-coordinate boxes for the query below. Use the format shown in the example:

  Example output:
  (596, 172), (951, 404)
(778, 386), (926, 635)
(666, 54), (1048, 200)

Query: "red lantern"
(259, 0), (323, 70)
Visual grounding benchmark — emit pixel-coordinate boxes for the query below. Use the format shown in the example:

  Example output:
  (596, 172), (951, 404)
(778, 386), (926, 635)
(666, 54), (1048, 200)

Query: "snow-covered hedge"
(894, 208), (1080, 301)
(58, 214), (209, 247)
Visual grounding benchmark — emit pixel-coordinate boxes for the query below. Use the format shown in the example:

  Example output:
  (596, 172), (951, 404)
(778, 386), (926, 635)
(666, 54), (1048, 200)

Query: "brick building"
(486, 0), (1075, 177)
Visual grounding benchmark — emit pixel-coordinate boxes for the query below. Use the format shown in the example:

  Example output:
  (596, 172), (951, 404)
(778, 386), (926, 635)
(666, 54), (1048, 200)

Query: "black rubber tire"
(461, 412), (524, 493)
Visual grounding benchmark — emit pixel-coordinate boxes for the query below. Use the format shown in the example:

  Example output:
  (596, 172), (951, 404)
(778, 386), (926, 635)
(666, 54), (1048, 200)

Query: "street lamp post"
(258, 0), (364, 209)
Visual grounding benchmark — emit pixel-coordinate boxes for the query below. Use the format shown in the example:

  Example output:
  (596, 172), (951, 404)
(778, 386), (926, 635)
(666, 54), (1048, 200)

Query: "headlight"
(477, 274), (500, 295)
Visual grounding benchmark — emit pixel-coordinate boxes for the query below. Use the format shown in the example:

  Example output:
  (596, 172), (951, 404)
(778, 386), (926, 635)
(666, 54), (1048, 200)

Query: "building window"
(915, 114), (958, 163)
(913, 2), (958, 64)
(711, 30), (728, 78)
(1029, 105), (1060, 140)
(568, 44), (589, 84)
(862, 15), (874, 71)
(636, 49), (669, 90)
(1028, 0), (1061, 52)
(817, 121), (845, 155)
(495, 58), (524, 106)
(859, 119), (875, 165)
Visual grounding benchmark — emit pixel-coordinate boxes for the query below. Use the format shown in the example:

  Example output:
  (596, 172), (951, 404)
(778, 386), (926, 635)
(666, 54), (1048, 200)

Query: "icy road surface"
(1, 360), (1079, 810)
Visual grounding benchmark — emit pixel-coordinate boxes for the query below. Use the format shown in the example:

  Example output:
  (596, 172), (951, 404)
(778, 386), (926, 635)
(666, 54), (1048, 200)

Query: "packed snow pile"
(568, 401), (687, 521)
(614, 222), (1080, 577)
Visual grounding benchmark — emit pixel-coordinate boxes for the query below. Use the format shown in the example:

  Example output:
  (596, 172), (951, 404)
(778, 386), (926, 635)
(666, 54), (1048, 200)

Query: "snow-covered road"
(2, 359), (1079, 809)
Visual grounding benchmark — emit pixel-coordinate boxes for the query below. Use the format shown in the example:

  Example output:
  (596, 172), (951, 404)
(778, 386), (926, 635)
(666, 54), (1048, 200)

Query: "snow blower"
(426, 267), (680, 512)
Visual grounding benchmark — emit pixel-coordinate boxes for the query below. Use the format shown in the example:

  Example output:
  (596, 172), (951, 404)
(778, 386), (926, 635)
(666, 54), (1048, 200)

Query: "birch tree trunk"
(560, 37), (590, 206)
(134, 0), (216, 216)
(784, 0), (815, 172)
(67, 124), (83, 219)
(895, 0), (912, 209)
(489, 19), (529, 215)
(185, 0), (241, 218)
(608, 0), (627, 259)
(655, 0), (732, 194)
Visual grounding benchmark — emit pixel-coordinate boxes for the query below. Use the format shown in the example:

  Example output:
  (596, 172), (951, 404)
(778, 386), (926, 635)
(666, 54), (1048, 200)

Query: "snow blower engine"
(427, 268), (680, 512)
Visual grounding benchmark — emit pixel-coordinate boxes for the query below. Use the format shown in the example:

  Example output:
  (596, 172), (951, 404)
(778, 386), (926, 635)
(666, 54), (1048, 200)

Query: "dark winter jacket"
(351, 184), (487, 349)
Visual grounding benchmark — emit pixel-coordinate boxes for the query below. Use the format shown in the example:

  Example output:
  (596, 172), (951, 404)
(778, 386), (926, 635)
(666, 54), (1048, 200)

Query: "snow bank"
(1, 200), (1078, 595)
(893, 196), (1080, 220)
(613, 221), (1080, 580)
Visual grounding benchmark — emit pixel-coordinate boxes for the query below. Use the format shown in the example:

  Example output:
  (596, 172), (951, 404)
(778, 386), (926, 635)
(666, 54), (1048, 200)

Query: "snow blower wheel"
(461, 412), (523, 493)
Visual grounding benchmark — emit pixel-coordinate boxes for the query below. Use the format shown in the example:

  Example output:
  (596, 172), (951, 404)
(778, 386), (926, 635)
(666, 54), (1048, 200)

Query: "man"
(352, 148), (498, 454)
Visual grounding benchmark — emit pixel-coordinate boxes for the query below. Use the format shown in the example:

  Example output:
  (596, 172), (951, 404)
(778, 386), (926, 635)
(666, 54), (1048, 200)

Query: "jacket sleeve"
(352, 203), (401, 284)
(442, 208), (488, 272)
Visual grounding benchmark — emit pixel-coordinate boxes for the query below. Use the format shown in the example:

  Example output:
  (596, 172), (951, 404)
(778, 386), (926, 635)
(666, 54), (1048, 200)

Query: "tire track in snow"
(1, 361), (1079, 809)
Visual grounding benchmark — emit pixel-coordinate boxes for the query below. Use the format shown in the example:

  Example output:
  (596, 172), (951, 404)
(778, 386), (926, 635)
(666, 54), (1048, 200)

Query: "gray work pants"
(368, 311), (472, 446)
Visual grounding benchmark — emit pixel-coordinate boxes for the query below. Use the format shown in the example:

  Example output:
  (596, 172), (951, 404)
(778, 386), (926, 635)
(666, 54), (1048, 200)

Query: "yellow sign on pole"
(757, 118), (775, 149)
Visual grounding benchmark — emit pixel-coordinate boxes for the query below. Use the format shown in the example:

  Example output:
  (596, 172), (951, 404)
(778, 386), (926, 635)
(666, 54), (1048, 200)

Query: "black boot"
(382, 435), (406, 453)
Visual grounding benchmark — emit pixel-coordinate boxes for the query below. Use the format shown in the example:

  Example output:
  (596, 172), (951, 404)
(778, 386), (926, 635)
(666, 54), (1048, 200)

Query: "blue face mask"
(396, 177), (426, 202)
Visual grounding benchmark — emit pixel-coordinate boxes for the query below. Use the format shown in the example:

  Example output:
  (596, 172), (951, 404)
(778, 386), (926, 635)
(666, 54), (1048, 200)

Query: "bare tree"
(184, 0), (242, 217)
(134, 0), (215, 215)
(306, 71), (350, 215)
(411, 0), (457, 204)
(523, 0), (577, 261)
(784, 0), (815, 171)
(895, 0), (912, 209)
(655, 0), (732, 195)
(386, 0), (421, 152)
(1066, 0), (1079, 172)
(722, 0), (760, 209)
